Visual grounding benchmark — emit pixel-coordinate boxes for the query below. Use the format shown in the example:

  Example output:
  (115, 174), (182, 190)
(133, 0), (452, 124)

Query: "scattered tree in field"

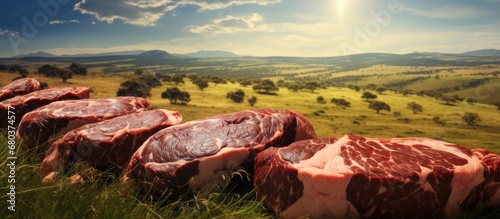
(401, 89), (413, 96)
(240, 80), (252, 87)
(433, 116), (446, 126)
(193, 79), (209, 90)
(211, 76), (226, 86)
(17, 68), (29, 78)
(172, 75), (185, 85)
(462, 113), (480, 126)
(248, 96), (257, 106)
(316, 96), (326, 104)
(376, 87), (387, 94)
(138, 74), (162, 89)
(161, 87), (191, 105)
(393, 111), (402, 117)
(407, 102), (423, 114)
(37, 64), (73, 82)
(305, 81), (320, 92)
(466, 97), (478, 105)
(117, 80), (150, 97)
(276, 80), (287, 87)
(37, 64), (60, 77)
(453, 95), (464, 102)
(361, 91), (377, 101)
(253, 79), (279, 94)
(287, 84), (299, 92)
(441, 95), (457, 105)
(226, 90), (245, 103)
(347, 85), (361, 92)
(369, 101), (391, 114)
(68, 63), (88, 75)
(331, 98), (351, 107)
(59, 69), (72, 83)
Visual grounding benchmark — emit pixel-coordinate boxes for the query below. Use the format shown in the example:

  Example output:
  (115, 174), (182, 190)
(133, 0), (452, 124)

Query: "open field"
(1, 58), (500, 218)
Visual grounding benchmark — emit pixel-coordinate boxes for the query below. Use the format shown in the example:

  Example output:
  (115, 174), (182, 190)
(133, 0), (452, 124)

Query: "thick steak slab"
(254, 135), (500, 219)
(0, 78), (41, 101)
(0, 86), (90, 128)
(17, 96), (152, 150)
(123, 109), (317, 198)
(41, 109), (183, 182)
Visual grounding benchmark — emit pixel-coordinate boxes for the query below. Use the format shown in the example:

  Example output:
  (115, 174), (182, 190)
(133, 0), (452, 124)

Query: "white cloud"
(0, 28), (19, 37)
(281, 35), (311, 43)
(405, 5), (488, 19)
(73, 0), (281, 26)
(49, 20), (80, 25)
(184, 13), (272, 34)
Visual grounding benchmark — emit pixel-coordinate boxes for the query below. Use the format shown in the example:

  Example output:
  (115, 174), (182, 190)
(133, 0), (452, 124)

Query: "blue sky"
(0, 0), (499, 57)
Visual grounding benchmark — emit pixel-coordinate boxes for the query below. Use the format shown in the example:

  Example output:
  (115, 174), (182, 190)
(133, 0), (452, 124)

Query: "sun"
(336, 0), (347, 21)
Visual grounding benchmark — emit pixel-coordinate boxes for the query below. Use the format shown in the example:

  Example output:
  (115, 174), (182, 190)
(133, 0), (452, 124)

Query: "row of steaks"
(1, 78), (499, 218)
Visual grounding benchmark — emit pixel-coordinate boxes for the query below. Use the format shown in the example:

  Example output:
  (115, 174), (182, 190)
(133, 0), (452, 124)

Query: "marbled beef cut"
(0, 86), (90, 128)
(254, 135), (500, 219)
(17, 96), (151, 150)
(41, 109), (183, 183)
(123, 109), (317, 198)
(0, 78), (41, 101)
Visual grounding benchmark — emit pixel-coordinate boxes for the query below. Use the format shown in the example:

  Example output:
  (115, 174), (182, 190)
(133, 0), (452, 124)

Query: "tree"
(369, 101), (391, 114)
(466, 97), (478, 105)
(240, 80), (252, 87)
(287, 84), (299, 92)
(253, 79), (279, 94)
(172, 75), (185, 85)
(193, 79), (209, 90)
(361, 91), (377, 101)
(37, 64), (60, 77)
(441, 95), (457, 105)
(462, 112), (480, 126)
(376, 87), (387, 94)
(161, 87), (190, 105)
(117, 80), (150, 97)
(226, 90), (245, 103)
(316, 96), (326, 104)
(211, 76), (226, 86)
(331, 98), (351, 107)
(178, 91), (191, 105)
(407, 102), (423, 114)
(162, 87), (181, 104)
(138, 74), (162, 89)
(248, 96), (257, 106)
(68, 63), (87, 75)
(59, 69), (72, 83)
(305, 81), (320, 93)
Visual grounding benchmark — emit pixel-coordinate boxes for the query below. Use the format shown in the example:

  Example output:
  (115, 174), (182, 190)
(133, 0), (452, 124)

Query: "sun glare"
(337, 0), (346, 20)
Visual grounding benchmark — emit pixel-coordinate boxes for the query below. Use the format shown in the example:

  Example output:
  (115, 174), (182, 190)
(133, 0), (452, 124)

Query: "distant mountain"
(137, 50), (172, 59)
(184, 50), (240, 58)
(13, 51), (57, 58)
(461, 49), (500, 56)
(60, 50), (146, 57)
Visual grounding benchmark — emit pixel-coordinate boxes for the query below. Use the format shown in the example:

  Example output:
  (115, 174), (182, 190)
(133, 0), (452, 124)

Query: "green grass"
(1, 64), (500, 218)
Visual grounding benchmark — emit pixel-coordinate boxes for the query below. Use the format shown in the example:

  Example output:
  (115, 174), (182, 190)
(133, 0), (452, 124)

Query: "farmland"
(1, 53), (500, 218)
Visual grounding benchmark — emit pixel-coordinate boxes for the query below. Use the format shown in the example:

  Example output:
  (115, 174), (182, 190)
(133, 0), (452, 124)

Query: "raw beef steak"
(0, 86), (90, 128)
(17, 96), (152, 150)
(123, 109), (317, 198)
(254, 135), (500, 219)
(40, 109), (183, 182)
(0, 78), (41, 101)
